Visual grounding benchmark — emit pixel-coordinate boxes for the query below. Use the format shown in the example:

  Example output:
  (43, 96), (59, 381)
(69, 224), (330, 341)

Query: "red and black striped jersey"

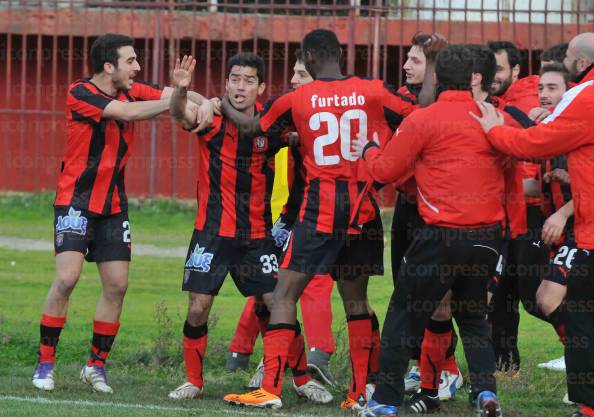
(194, 105), (282, 239)
(259, 76), (416, 233)
(55, 79), (163, 215)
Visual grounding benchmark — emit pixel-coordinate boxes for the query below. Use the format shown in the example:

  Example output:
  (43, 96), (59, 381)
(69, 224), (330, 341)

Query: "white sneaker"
(366, 383), (376, 401)
(438, 370), (463, 401)
(247, 358), (264, 389)
(168, 382), (203, 399)
(404, 365), (421, 394)
(293, 380), (333, 404)
(80, 365), (113, 394)
(537, 356), (566, 372)
(32, 363), (55, 391)
(562, 393), (575, 405)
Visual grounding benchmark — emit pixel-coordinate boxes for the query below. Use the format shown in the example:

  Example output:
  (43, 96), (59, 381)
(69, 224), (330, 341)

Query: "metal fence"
(1, 0), (593, 201)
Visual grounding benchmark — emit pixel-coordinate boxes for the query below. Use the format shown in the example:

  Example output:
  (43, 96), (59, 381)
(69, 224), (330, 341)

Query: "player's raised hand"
(172, 55), (196, 89)
(352, 131), (379, 159)
(469, 101), (504, 133)
(423, 33), (448, 62)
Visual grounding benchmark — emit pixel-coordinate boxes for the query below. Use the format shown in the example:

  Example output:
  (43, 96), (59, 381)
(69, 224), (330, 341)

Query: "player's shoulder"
(68, 78), (96, 95)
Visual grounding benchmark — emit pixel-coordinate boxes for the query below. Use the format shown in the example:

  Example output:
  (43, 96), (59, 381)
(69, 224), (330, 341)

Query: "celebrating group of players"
(29, 27), (594, 417)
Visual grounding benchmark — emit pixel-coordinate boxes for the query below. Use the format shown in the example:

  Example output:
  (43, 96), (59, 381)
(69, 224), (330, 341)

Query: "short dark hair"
(302, 29), (341, 63)
(540, 63), (571, 86)
(411, 33), (431, 47)
(294, 48), (304, 63)
(435, 45), (475, 91)
(487, 40), (521, 69)
(467, 44), (496, 92)
(540, 43), (569, 63)
(90, 34), (135, 74)
(226, 52), (265, 84)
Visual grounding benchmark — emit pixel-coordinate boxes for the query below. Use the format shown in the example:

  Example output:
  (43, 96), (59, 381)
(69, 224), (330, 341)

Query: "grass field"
(0, 192), (572, 416)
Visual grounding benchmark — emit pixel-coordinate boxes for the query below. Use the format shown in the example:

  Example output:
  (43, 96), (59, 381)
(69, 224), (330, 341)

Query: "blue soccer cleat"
(476, 390), (502, 417)
(358, 399), (399, 417)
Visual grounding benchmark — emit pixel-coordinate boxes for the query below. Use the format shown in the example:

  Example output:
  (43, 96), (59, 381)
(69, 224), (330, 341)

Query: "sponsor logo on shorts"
(271, 219), (290, 247)
(56, 233), (64, 247)
(185, 244), (214, 273)
(56, 207), (88, 235)
(183, 269), (191, 284)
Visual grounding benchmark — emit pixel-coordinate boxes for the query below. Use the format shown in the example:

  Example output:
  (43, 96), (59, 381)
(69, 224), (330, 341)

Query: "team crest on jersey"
(253, 136), (268, 152)
(185, 244), (214, 272)
(56, 207), (88, 235)
(271, 219), (290, 247)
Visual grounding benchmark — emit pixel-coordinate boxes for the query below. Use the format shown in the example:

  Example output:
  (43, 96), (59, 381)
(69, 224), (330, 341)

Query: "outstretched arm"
(220, 94), (263, 137)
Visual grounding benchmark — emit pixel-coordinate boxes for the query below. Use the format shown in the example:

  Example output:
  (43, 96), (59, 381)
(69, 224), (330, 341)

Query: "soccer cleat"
(438, 370), (463, 401)
(340, 396), (366, 412)
(537, 356), (566, 372)
(80, 365), (113, 394)
(293, 380), (333, 404)
(568, 413), (588, 417)
(358, 399), (399, 416)
(404, 365), (421, 393)
(407, 392), (440, 414)
(306, 348), (337, 385)
(476, 390), (502, 417)
(562, 393), (575, 405)
(223, 388), (282, 409)
(226, 352), (251, 372)
(32, 362), (55, 391)
(246, 358), (264, 389)
(168, 382), (203, 399)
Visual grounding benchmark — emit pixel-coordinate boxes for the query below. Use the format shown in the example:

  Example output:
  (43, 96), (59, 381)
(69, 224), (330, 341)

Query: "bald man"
(564, 32), (594, 82)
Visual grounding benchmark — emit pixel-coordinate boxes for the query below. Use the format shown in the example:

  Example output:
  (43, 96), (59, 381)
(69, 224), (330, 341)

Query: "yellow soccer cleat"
(223, 388), (283, 409)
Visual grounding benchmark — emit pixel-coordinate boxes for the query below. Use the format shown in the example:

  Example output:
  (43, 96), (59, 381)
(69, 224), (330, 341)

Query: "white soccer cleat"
(293, 380), (333, 404)
(404, 365), (421, 394)
(80, 365), (113, 394)
(32, 363), (55, 391)
(168, 382), (203, 399)
(537, 356), (566, 372)
(247, 358), (264, 389)
(366, 383), (376, 402)
(438, 370), (463, 401)
(562, 392), (575, 405)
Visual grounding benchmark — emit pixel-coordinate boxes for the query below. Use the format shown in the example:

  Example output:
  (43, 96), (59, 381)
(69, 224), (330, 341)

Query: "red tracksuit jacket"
(363, 90), (505, 229)
(486, 68), (594, 249)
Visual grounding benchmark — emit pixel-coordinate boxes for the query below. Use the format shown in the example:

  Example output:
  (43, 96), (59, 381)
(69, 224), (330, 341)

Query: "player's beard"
(490, 77), (512, 97)
(568, 59), (581, 82)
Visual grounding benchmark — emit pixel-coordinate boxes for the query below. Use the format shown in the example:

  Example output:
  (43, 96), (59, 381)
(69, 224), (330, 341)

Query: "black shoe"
(225, 352), (251, 372)
(407, 392), (440, 414)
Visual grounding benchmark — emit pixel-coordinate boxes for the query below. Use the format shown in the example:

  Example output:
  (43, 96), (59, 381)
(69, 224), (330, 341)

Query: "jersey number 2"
(310, 110), (368, 166)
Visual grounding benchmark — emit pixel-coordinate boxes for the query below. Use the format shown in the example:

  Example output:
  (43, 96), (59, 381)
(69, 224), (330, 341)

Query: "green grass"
(0, 193), (573, 416)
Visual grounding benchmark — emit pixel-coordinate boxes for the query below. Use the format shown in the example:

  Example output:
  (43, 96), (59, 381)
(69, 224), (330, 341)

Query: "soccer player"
(166, 52), (332, 405)
(355, 44), (505, 417)
(32, 33), (213, 393)
(471, 31), (594, 417)
(220, 29), (418, 410)
(487, 40), (549, 373)
(226, 51), (338, 386)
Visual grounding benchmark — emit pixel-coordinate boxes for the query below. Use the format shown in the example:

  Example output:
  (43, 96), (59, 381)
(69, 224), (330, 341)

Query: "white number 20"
(310, 110), (368, 166)
(123, 221), (131, 243)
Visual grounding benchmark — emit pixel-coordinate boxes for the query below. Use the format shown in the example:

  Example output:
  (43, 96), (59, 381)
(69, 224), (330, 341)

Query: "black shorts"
(182, 229), (278, 297)
(544, 230), (577, 286)
(54, 206), (131, 263)
(280, 216), (384, 280)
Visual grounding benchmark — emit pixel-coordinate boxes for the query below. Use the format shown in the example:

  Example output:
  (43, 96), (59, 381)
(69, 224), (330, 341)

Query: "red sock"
(287, 325), (310, 387)
(228, 297), (260, 355)
(262, 324), (297, 396)
(183, 321), (208, 389)
(420, 320), (453, 394)
(442, 354), (459, 374)
(580, 405), (594, 417)
(368, 312), (381, 383)
(347, 314), (373, 401)
(87, 320), (120, 367)
(39, 314), (66, 364)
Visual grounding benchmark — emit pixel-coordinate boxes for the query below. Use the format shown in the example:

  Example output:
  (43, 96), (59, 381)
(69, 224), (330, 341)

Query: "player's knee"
(431, 306), (452, 321)
(536, 295), (557, 317)
(188, 296), (210, 323)
(54, 270), (80, 296)
(107, 279), (128, 300)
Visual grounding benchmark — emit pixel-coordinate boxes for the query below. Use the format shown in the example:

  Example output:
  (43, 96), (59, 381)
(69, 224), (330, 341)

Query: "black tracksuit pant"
(374, 224), (502, 406)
